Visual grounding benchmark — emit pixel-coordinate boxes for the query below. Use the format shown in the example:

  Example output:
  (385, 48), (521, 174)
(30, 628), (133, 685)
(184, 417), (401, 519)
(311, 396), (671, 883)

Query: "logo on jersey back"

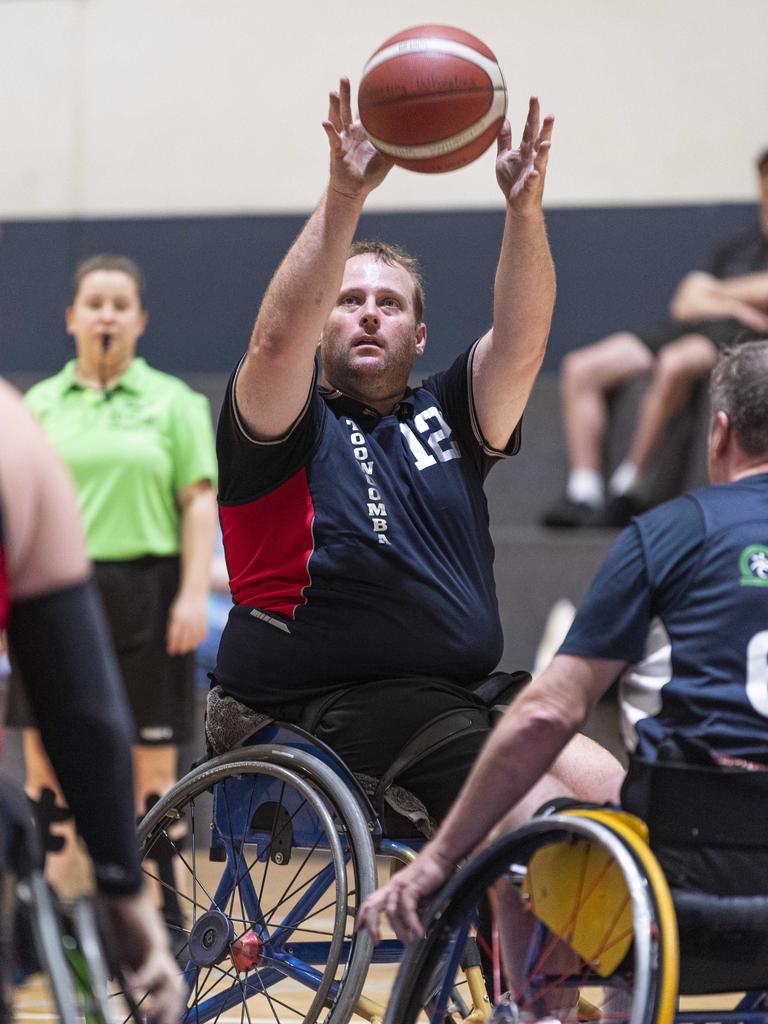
(739, 545), (768, 586)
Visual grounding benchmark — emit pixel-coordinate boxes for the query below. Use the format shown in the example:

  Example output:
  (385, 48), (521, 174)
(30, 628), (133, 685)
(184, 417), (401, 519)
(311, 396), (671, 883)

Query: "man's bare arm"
(472, 99), (556, 450)
(670, 270), (768, 332)
(0, 380), (183, 1022)
(0, 379), (88, 599)
(236, 79), (393, 441)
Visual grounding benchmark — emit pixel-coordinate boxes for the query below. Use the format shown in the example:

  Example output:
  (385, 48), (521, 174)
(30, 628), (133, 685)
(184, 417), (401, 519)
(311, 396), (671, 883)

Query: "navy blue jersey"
(216, 344), (519, 704)
(561, 474), (768, 762)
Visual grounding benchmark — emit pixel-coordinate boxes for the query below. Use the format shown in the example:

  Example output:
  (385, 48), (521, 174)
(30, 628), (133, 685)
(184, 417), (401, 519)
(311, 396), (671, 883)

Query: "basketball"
(358, 24), (507, 174)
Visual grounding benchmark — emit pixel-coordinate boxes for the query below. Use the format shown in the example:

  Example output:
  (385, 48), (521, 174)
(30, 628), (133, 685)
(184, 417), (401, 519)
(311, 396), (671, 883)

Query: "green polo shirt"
(25, 358), (217, 560)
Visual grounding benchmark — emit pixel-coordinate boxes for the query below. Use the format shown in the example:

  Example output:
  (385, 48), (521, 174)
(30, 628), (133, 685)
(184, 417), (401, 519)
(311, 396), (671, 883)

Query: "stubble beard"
(322, 330), (417, 404)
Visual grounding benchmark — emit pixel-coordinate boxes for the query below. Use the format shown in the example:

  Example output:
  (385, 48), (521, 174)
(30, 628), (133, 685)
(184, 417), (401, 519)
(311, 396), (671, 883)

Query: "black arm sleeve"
(7, 578), (143, 896)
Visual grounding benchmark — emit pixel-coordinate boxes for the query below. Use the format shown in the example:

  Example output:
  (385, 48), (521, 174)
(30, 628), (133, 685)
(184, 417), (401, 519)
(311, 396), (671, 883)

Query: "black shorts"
(649, 842), (768, 896)
(621, 754), (768, 896)
(635, 317), (763, 355)
(7, 556), (195, 746)
(258, 676), (495, 823)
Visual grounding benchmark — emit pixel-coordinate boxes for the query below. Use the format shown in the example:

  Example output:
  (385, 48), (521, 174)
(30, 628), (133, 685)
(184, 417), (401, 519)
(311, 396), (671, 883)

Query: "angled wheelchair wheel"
(385, 812), (679, 1024)
(137, 746), (378, 1024)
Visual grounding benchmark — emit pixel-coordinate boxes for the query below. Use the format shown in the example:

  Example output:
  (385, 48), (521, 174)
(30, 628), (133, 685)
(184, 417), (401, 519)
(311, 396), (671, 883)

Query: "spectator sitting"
(544, 147), (768, 529)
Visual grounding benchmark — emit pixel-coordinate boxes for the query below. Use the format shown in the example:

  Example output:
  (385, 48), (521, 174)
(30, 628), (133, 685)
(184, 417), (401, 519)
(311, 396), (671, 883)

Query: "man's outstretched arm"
(235, 78), (393, 441)
(472, 98), (556, 450)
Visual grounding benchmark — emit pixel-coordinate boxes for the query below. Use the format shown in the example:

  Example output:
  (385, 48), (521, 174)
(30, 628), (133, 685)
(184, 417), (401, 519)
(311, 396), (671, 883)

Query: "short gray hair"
(710, 340), (768, 456)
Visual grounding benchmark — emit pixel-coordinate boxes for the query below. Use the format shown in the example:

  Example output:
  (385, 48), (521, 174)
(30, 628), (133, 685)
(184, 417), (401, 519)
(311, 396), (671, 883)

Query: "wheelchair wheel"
(385, 812), (679, 1024)
(137, 746), (378, 1024)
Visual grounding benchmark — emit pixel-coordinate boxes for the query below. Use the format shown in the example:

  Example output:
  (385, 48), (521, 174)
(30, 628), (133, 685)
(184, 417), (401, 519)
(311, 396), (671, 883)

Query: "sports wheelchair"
(384, 790), (768, 1024)
(136, 676), (526, 1024)
(138, 683), (768, 1024)
(0, 773), (139, 1024)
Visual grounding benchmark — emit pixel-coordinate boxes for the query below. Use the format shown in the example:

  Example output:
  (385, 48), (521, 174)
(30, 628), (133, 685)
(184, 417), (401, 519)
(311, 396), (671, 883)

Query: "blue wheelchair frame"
(139, 723), (427, 1023)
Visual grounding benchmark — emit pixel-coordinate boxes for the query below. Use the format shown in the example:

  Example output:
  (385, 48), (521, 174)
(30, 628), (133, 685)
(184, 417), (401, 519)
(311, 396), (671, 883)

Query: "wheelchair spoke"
(264, 835), (327, 921)
(263, 852), (333, 926)
(235, 976), (253, 1024)
(252, 979), (305, 1023)
(145, 823), (221, 911)
(190, 796), (199, 930)
(195, 962), (241, 1007)
(268, 921), (338, 940)
(255, 779), (285, 913)
(220, 773), (261, 925)
(220, 784), (329, 924)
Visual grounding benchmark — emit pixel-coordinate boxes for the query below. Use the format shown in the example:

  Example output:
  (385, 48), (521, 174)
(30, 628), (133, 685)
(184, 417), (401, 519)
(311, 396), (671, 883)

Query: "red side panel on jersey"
(220, 468), (315, 618)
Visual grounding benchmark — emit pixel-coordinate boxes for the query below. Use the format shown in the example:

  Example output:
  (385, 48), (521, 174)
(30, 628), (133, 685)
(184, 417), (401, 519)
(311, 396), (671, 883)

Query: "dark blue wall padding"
(0, 202), (757, 376)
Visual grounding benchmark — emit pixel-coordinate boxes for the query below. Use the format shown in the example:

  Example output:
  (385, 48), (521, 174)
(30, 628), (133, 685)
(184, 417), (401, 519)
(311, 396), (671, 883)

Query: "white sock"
(608, 460), (639, 497)
(566, 468), (604, 509)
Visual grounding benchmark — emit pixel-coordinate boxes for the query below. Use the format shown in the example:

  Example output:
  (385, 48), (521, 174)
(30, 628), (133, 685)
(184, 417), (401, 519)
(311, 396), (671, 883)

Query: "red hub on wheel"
(230, 931), (264, 972)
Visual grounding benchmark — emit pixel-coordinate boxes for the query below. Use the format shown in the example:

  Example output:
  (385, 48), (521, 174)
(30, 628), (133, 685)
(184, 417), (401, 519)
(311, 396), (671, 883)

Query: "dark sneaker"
(541, 496), (604, 528)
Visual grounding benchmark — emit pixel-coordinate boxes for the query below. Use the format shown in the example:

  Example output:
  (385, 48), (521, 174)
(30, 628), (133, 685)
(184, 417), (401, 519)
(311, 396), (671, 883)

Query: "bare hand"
(322, 77), (393, 200)
(736, 306), (768, 333)
(99, 889), (183, 1024)
(356, 846), (454, 946)
(496, 97), (554, 213)
(166, 590), (208, 655)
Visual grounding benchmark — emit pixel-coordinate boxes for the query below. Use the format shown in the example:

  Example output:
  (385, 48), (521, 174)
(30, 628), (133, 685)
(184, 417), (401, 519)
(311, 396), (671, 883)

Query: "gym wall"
(1, 0), (766, 377)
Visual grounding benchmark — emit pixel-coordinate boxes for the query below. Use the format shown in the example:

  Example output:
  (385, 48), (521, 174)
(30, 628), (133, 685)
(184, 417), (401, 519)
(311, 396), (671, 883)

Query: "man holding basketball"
(214, 80), (616, 829)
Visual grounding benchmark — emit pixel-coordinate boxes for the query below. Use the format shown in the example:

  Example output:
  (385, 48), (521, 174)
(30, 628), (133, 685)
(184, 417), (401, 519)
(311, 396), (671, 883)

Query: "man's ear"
(415, 322), (427, 357)
(710, 410), (730, 460)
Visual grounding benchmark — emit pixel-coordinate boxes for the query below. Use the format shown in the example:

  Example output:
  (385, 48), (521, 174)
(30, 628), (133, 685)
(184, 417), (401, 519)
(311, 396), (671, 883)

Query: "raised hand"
(496, 97), (554, 213)
(323, 77), (393, 200)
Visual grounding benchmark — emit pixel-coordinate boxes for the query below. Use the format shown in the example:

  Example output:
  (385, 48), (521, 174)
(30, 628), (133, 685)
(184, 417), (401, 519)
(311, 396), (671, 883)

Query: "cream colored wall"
(1, 0), (766, 217)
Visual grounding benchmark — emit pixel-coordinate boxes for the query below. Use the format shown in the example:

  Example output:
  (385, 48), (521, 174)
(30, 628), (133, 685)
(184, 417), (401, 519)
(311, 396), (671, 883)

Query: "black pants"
(8, 556), (194, 745)
(272, 677), (493, 823)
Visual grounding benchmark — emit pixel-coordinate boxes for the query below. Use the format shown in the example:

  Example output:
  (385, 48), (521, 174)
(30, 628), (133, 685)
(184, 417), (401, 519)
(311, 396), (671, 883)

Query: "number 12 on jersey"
(400, 407), (461, 471)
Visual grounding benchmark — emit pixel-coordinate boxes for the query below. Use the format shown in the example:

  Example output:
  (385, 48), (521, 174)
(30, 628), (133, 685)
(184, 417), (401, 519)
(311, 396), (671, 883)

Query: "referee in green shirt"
(9, 255), (217, 927)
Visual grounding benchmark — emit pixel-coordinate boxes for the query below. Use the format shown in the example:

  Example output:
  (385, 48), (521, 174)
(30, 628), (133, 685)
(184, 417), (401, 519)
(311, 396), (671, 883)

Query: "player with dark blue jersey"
(360, 340), (768, 945)
(561, 476), (768, 764)
(217, 344), (516, 703)
(214, 81), (619, 825)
